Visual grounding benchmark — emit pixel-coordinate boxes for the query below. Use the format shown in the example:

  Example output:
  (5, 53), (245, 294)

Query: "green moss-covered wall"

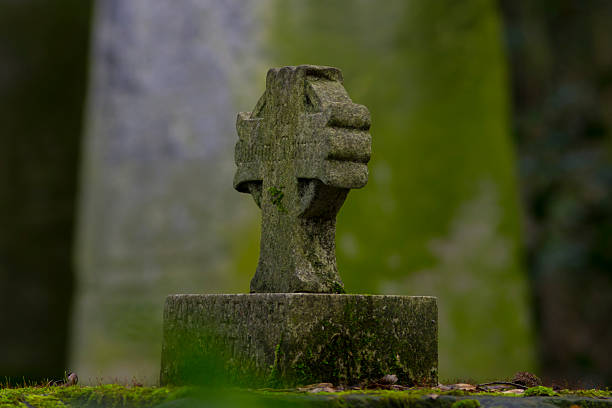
(230, 0), (536, 380)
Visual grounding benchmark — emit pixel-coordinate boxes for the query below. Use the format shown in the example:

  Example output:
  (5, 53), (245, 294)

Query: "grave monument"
(160, 65), (438, 386)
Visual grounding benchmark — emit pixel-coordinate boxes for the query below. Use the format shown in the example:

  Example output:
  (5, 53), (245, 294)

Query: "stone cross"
(234, 65), (371, 293)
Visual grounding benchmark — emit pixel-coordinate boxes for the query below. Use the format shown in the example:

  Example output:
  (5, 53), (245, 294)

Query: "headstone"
(161, 65), (438, 387)
(234, 65), (371, 293)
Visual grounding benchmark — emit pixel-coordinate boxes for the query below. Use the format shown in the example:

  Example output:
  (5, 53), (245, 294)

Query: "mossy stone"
(234, 65), (371, 293)
(160, 294), (437, 387)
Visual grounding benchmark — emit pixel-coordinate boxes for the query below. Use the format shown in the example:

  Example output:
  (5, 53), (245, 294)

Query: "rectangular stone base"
(160, 294), (437, 387)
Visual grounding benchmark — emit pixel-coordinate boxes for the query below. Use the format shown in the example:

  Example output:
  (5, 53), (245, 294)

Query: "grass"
(0, 385), (182, 408)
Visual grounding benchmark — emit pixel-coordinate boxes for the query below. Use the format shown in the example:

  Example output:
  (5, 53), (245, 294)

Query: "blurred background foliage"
(502, 0), (612, 387)
(0, 0), (610, 388)
(253, 0), (534, 381)
(0, 0), (92, 382)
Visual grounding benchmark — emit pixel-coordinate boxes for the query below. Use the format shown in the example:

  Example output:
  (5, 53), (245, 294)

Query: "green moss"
(268, 187), (287, 213)
(523, 386), (558, 397)
(331, 281), (346, 294)
(0, 385), (179, 408)
(3, 386), (612, 408)
(281, 297), (436, 387)
(162, 294), (437, 388)
(451, 399), (481, 408)
(558, 389), (612, 398)
(268, 343), (283, 386)
(23, 393), (64, 408)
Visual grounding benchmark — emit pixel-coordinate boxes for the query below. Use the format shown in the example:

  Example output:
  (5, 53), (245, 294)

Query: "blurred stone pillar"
(266, 0), (536, 380)
(72, 0), (263, 382)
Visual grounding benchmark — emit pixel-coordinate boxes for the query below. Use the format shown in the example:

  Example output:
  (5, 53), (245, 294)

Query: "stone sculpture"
(234, 65), (371, 293)
(161, 66), (437, 387)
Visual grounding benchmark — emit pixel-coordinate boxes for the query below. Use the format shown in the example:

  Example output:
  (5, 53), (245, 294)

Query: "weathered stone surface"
(160, 294), (437, 387)
(153, 392), (612, 408)
(247, 394), (612, 408)
(234, 65), (372, 293)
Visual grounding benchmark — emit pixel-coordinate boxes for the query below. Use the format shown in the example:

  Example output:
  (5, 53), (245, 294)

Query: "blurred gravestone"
(266, 0), (536, 380)
(72, 0), (262, 382)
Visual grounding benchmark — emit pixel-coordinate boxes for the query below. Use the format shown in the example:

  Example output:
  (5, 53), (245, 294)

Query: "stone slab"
(154, 393), (612, 408)
(160, 294), (437, 387)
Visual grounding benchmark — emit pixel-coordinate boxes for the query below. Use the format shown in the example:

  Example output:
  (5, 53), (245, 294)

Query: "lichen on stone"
(233, 65), (371, 294)
(160, 294), (438, 387)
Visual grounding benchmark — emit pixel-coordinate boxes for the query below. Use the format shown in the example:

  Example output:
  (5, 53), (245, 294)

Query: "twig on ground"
(475, 381), (528, 392)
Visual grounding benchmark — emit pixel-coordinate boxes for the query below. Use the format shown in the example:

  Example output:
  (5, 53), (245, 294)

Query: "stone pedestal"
(160, 294), (437, 387)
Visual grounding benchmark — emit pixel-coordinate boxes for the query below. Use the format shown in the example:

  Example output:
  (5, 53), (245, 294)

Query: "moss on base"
(160, 294), (438, 387)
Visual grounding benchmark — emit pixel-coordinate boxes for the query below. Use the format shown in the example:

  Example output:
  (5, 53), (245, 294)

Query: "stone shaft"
(160, 294), (438, 387)
(234, 65), (372, 293)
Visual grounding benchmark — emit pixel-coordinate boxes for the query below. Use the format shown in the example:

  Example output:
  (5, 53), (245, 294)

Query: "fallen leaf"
(298, 382), (333, 391)
(308, 387), (335, 393)
(502, 389), (525, 394)
(448, 383), (476, 391)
